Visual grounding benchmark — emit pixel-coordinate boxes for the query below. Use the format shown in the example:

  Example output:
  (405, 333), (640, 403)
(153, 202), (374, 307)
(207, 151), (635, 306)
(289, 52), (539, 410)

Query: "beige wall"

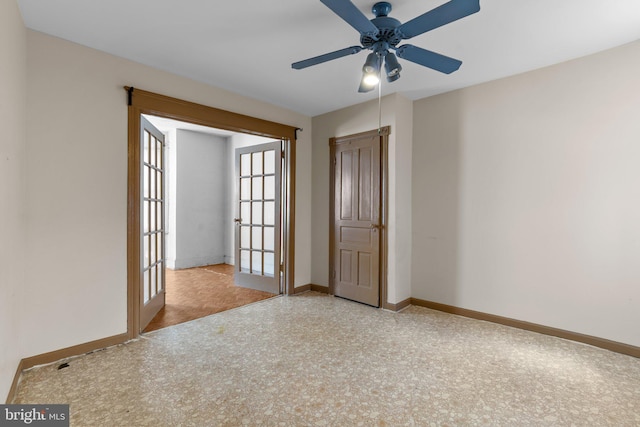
(390, 94), (413, 304)
(311, 93), (413, 305)
(22, 30), (312, 359)
(0, 0), (27, 400)
(412, 40), (640, 346)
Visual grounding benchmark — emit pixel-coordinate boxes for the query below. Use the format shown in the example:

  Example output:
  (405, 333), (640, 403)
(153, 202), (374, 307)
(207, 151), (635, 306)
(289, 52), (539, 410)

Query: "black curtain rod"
(127, 87), (134, 106)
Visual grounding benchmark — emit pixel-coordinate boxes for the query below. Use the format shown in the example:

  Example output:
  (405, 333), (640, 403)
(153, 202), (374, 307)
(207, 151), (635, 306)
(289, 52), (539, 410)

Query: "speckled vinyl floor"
(13, 292), (640, 426)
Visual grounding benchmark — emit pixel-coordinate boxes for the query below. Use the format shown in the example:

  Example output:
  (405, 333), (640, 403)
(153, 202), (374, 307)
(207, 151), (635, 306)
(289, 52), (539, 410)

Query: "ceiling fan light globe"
(363, 73), (380, 86)
(362, 52), (381, 74)
(386, 66), (400, 77)
(384, 52), (402, 78)
(386, 72), (401, 83)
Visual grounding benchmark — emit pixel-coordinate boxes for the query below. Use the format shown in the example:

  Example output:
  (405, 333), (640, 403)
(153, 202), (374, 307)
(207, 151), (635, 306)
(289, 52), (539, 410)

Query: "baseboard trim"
(384, 297), (411, 312)
(292, 284), (311, 294)
(411, 298), (640, 358)
(173, 256), (226, 270)
(294, 286), (409, 311)
(21, 333), (130, 371)
(6, 332), (129, 404)
(310, 284), (329, 294)
(292, 284), (329, 295)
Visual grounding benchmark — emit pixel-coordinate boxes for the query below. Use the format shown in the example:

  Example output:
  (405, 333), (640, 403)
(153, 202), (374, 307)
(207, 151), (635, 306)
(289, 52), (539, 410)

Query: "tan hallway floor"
(144, 263), (276, 332)
(13, 293), (640, 426)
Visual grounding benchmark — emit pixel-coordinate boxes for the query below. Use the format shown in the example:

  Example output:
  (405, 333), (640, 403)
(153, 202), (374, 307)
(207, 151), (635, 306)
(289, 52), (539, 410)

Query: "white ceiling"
(17, 0), (640, 117)
(143, 114), (240, 138)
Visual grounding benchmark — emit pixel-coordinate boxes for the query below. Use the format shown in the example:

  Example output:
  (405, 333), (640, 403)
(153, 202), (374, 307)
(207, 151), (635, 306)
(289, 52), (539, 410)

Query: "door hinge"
(280, 264), (284, 272)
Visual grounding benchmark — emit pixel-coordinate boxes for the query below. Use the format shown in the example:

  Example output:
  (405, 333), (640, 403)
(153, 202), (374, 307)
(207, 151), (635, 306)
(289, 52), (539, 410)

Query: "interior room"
(2, 0), (639, 424)
(140, 116), (278, 332)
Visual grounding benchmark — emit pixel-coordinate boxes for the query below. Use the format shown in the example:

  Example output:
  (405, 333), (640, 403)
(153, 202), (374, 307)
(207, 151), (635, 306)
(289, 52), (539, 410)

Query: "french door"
(234, 141), (282, 294)
(140, 116), (166, 330)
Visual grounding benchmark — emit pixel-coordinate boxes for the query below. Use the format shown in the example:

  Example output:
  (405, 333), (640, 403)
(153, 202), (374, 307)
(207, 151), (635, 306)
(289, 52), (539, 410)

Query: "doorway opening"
(140, 115), (281, 332)
(127, 87), (298, 338)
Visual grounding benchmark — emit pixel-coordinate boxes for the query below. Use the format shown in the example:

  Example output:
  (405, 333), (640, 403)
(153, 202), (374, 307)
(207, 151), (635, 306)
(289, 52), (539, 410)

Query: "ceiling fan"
(292, 0), (480, 92)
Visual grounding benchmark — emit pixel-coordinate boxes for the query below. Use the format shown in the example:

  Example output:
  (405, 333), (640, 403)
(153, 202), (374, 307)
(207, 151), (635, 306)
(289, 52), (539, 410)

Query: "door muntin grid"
(238, 148), (278, 277)
(142, 127), (165, 304)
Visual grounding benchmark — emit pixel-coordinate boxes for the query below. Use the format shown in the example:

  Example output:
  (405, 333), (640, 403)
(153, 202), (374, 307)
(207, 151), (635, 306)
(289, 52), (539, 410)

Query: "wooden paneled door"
(234, 141), (282, 294)
(140, 116), (166, 330)
(330, 129), (387, 307)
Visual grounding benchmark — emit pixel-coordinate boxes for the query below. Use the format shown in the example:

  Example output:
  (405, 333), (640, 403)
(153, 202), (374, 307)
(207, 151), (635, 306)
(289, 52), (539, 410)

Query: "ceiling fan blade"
(395, 44), (462, 74)
(397, 0), (480, 39)
(292, 46), (363, 70)
(320, 0), (379, 37)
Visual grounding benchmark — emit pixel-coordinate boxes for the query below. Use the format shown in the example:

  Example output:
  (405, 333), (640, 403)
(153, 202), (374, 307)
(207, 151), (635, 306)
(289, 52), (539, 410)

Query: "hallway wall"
(173, 130), (228, 269)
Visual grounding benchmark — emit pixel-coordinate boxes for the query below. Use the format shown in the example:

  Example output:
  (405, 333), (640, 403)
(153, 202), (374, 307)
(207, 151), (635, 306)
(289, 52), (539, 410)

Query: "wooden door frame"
(126, 87), (298, 338)
(328, 127), (390, 309)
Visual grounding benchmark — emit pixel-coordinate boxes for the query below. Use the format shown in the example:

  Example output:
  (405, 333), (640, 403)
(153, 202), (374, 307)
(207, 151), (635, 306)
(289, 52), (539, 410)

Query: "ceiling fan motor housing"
(361, 2), (402, 48)
(361, 17), (402, 48)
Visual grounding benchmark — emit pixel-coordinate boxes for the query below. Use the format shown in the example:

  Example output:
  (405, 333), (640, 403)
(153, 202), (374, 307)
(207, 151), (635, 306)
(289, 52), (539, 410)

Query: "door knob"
(234, 218), (242, 223)
(370, 224), (381, 230)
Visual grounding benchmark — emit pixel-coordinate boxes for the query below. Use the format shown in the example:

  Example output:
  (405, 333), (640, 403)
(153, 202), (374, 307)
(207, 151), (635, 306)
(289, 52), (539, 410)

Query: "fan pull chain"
(378, 69), (382, 134)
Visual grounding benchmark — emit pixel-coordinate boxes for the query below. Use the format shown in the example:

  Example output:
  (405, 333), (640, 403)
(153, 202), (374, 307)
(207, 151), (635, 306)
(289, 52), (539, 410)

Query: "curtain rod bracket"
(295, 128), (303, 139)
(127, 87), (134, 106)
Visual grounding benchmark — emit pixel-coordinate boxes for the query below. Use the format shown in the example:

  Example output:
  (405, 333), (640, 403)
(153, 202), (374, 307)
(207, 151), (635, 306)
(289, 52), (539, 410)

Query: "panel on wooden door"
(333, 134), (381, 306)
(140, 116), (166, 331)
(234, 141), (282, 294)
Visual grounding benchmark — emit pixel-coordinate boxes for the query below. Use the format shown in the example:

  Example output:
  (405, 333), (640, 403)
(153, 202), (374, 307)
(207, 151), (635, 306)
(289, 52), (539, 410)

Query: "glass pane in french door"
(143, 133), (165, 305)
